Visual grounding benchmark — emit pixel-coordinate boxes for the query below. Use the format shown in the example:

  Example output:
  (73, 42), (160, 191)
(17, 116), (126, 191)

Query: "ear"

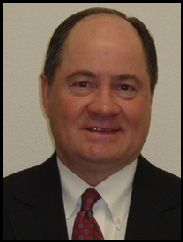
(41, 73), (51, 117)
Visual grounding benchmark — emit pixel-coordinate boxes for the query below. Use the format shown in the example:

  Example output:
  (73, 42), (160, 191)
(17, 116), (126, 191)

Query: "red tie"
(72, 188), (104, 240)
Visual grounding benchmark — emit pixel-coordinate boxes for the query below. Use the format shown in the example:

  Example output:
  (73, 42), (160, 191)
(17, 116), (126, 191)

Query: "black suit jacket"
(3, 153), (181, 240)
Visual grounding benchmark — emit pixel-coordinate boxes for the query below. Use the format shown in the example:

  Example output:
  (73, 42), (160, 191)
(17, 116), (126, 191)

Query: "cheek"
(61, 101), (79, 124)
(124, 100), (151, 131)
(50, 94), (86, 127)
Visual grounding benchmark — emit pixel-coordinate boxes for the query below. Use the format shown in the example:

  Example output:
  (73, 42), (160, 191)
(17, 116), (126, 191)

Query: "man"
(3, 7), (181, 240)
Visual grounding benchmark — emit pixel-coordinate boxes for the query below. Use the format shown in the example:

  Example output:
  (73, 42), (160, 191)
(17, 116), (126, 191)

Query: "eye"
(115, 83), (137, 99)
(70, 81), (96, 97)
(75, 81), (89, 88)
(119, 84), (134, 91)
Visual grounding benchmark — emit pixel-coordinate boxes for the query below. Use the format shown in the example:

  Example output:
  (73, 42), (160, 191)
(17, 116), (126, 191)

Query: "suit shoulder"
(3, 164), (44, 199)
(137, 155), (181, 201)
(145, 157), (180, 185)
(3, 153), (56, 196)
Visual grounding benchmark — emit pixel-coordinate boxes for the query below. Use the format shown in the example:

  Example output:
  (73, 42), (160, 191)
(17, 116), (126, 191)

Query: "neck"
(56, 151), (134, 187)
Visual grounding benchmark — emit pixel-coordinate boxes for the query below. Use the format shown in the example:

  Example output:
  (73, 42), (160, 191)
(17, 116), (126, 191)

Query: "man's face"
(42, 14), (153, 170)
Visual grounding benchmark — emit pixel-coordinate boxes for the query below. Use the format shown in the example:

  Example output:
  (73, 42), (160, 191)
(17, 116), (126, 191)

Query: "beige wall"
(3, 3), (181, 177)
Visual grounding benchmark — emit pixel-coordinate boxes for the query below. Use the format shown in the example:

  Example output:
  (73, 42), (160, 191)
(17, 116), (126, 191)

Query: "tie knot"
(81, 188), (101, 211)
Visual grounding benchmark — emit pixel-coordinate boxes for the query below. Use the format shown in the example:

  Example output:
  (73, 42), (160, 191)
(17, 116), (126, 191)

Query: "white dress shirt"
(57, 157), (137, 240)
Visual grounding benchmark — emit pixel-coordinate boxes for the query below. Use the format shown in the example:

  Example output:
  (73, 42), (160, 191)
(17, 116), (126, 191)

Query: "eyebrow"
(66, 70), (97, 80)
(115, 74), (142, 85)
(66, 70), (142, 85)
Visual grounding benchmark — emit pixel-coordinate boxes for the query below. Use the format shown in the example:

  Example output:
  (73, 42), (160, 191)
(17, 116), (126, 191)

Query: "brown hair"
(43, 7), (158, 93)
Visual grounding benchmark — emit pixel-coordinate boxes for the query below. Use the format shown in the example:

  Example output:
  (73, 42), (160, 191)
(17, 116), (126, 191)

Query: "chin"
(79, 148), (121, 165)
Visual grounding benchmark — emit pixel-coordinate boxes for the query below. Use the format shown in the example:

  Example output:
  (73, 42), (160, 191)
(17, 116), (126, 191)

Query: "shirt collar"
(57, 157), (137, 229)
(57, 157), (92, 219)
(96, 160), (137, 229)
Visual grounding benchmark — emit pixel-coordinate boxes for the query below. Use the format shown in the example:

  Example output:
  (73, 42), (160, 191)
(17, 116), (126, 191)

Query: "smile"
(86, 128), (120, 133)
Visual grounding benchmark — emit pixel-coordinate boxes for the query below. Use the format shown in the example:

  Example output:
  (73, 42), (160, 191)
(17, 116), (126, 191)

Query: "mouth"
(85, 127), (120, 133)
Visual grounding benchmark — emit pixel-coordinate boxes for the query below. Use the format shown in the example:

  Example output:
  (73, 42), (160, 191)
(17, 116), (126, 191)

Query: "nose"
(87, 87), (121, 117)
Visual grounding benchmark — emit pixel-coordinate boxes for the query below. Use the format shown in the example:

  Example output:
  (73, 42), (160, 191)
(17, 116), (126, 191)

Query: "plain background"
(3, 3), (181, 177)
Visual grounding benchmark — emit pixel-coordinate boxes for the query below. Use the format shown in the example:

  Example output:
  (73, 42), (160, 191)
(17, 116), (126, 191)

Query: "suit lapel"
(124, 156), (160, 240)
(9, 153), (69, 240)
(125, 155), (180, 240)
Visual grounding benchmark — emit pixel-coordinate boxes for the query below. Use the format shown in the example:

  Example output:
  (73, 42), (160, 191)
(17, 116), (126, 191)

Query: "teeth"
(88, 128), (116, 132)
(94, 128), (104, 132)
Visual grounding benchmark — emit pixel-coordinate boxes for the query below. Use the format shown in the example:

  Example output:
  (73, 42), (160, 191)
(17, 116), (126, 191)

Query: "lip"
(85, 127), (121, 134)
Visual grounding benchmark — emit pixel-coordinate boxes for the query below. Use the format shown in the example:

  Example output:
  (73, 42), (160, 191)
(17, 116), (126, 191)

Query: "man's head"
(43, 7), (158, 93)
(41, 8), (158, 185)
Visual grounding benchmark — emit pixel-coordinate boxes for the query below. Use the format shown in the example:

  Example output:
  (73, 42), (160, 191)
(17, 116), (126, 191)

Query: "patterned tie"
(72, 188), (104, 240)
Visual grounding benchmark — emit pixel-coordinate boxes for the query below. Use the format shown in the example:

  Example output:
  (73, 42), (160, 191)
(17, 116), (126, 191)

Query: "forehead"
(64, 14), (143, 53)
(60, 14), (147, 77)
